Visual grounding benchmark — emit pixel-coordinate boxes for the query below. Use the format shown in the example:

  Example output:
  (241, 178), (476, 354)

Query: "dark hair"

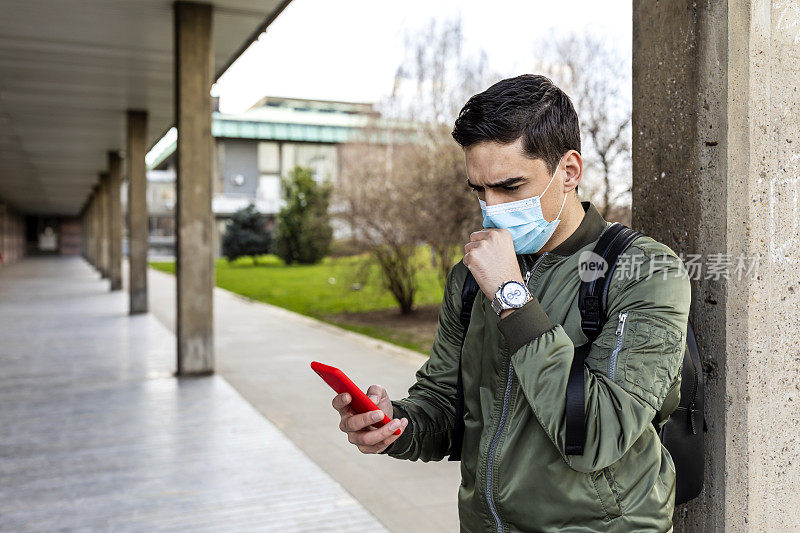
(451, 74), (581, 187)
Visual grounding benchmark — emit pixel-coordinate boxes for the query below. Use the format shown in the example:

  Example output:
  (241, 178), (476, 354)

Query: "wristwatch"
(491, 280), (533, 316)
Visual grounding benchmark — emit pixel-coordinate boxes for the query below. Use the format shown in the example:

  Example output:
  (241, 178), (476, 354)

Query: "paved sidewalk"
(0, 256), (387, 532)
(143, 263), (461, 533)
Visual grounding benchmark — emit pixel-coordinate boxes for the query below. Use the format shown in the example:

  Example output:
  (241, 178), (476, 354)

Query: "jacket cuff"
(378, 400), (412, 455)
(496, 296), (554, 353)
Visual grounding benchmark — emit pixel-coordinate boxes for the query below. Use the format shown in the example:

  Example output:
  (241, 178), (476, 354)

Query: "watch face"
(501, 281), (528, 307)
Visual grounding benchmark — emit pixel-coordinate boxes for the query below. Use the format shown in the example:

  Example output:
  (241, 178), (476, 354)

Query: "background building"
(136, 96), (414, 257)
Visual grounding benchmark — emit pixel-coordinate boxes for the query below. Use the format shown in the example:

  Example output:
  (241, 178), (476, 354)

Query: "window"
(258, 142), (280, 174)
(258, 174), (281, 214)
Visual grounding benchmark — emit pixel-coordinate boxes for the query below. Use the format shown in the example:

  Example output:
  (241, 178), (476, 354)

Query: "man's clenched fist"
(463, 228), (525, 302)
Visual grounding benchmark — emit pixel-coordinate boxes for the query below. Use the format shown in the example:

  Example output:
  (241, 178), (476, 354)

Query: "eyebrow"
(466, 176), (526, 189)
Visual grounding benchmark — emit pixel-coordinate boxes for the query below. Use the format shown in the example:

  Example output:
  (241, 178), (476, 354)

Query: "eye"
(503, 185), (520, 191)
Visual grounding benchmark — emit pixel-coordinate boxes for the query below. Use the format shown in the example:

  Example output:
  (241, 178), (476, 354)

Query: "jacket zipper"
(485, 252), (549, 533)
(608, 311), (628, 382)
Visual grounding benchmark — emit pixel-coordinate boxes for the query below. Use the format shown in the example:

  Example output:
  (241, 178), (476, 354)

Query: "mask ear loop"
(553, 184), (568, 222)
(540, 154), (566, 198)
(542, 154), (567, 222)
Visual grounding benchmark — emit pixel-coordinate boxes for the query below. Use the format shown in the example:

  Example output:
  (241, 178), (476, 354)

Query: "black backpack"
(448, 222), (706, 506)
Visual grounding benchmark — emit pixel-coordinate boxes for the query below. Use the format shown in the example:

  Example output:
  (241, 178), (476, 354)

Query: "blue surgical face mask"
(478, 154), (567, 255)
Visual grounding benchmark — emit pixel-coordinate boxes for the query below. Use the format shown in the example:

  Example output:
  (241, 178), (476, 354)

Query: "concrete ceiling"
(0, 0), (291, 216)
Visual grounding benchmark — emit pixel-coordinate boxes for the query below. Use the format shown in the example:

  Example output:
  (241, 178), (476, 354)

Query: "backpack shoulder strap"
(578, 223), (645, 340)
(460, 270), (481, 326)
(566, 223), (644, 455)
(448, 269), (480, 461)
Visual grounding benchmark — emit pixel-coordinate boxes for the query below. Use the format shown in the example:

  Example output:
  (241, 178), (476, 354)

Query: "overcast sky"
(213, 0), (632, 113)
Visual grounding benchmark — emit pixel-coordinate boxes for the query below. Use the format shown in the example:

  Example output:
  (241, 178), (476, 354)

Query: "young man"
(332, 74), (691, 532)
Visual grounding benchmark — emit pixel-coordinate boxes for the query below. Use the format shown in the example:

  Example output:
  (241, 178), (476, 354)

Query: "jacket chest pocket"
(591, 468), (622, 521)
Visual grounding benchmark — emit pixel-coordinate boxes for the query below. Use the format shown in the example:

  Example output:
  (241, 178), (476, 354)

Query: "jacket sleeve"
(500, 243), (691, 473)
(379, 260), (468, 461)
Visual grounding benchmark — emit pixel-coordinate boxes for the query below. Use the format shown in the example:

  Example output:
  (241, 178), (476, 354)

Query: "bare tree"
(533, 32), (632, 221)
(382, 16), (497, 285)
(336, 129), (426, 314)
(385, 15), (495, 126)
(412, 125), (483, 285)
(336, 17), (500, 313)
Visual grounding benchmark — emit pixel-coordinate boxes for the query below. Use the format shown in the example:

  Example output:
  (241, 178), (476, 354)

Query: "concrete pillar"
(103, 172), (112, 278)
(79, 204), (84, 259)
(127, 110), (149, 314)
(6, 210), (12, 263)
(88, 194), (95, 266)
(0, 203), (5, 264)
(7, 210), (12, 263)
(0, 203), (6, 265)
(99, 181), (105, 270)
(633, 2), (800, 531)
(93, 185), (101, 272)
(15, 211), (21, 262)
(83, 203), (90, 261)
(174, 1), (214, 375)
(84, 197), (90, 263)
(97, 177), (108, 278)
(108, 152), (123, 290)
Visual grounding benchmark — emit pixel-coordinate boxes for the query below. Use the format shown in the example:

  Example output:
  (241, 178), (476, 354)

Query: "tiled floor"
(0, 256), (388, 532)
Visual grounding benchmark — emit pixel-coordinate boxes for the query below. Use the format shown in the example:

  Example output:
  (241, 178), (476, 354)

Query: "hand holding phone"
(312, 361), (408, 454)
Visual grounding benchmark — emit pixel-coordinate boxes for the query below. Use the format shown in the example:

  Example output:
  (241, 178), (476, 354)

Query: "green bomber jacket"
(380, 201), (691, 533)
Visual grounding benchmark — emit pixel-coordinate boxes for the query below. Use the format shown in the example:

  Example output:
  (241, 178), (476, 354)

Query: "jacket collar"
(526, 201), (608, 260)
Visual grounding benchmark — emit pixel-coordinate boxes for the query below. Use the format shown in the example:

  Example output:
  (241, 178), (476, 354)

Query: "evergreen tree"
(221, 203), (272, 264)
(275, 165), (333, 265)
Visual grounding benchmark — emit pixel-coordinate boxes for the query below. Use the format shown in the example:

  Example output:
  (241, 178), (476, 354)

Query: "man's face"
(464, 137), (577, 222)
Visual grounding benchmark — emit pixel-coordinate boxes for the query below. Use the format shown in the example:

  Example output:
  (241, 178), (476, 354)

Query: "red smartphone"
(311, 361), (402, 435)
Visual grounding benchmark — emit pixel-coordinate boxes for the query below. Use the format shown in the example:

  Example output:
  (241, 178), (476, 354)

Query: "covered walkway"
(2, 2), (799, 531)
(0, 256), (386, 531)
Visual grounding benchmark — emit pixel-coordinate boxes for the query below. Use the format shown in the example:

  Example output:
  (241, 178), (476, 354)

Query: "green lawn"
(149, 248), (450, 353)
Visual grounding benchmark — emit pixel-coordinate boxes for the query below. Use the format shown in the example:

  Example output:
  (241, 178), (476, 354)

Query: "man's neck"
(531, 197), (586, 259)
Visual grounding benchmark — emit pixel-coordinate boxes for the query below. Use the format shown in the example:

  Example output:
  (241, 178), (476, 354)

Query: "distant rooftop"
(148, 96), (419, 170)
(248, 96), (380, 116)
(217, 95), (392, 129)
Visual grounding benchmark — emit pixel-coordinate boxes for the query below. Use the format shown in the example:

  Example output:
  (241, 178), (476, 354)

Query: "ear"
(562, 151), (583, 193)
